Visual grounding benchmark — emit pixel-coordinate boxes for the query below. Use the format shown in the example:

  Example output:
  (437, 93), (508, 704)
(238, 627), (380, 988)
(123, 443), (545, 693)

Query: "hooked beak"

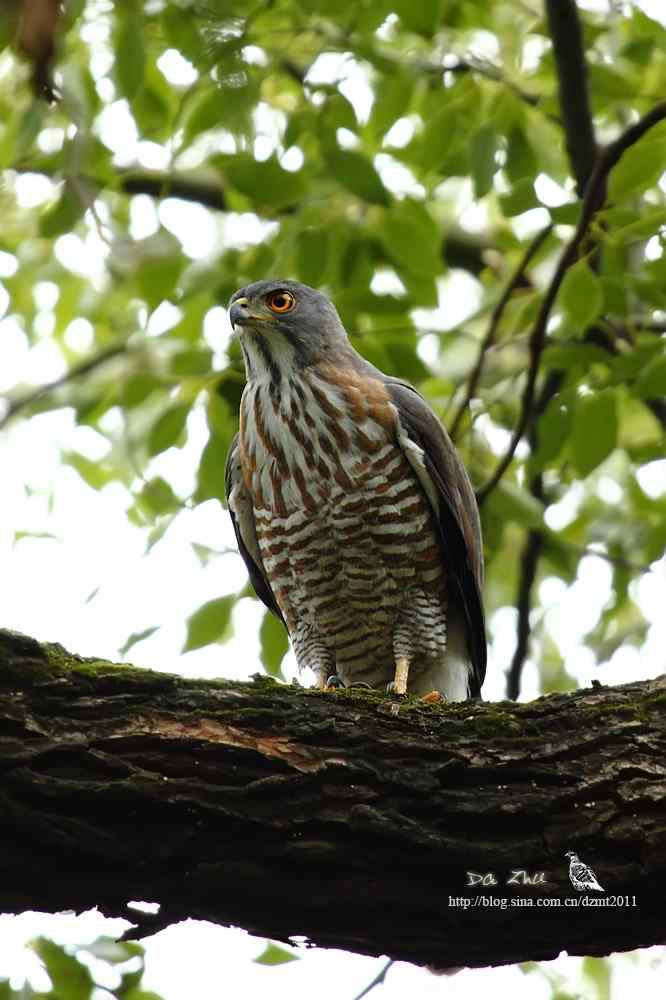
(229, 297), (270, 330)
(229, 298), (249, 328)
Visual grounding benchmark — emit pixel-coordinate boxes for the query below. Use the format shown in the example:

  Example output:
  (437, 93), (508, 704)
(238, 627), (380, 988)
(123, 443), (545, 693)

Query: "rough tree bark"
(1, 628), (665, 970)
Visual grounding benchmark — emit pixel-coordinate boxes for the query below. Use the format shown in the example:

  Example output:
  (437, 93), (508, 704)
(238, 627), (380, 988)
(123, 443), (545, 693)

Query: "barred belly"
(240, 369), (448, 689)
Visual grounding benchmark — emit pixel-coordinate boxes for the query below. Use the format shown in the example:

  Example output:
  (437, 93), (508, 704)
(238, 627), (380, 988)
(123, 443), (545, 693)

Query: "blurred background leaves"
(1, 0), (665, 715)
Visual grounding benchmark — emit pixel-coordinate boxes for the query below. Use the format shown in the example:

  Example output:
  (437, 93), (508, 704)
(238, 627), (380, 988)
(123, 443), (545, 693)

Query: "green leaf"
(582, 956), (611, 1000)
(0, 6), (18, 52)
(381, 198), (441, 276)
(559, 260), (604, 330)
(394, 0), (443, 37)
(548, 202), (581, 225)
(498, 178), (538, 217)
(114, 14), (145, 100)
(417, 85), (475, 171)
(318, 93), (358, 139)
(170, 347), (213, 376)
(608, 134), (666, 202)
(118, 627), (160, 657)
(296, 228), (329, 287)
(542, 343), (608, 372)
(259, 611), (289, 678)
(14, 530), (58, 543)
(121, 992), (165, 1000)
(598, 275), (627, 314)
(121, 374), (162, 409)
(118, 968), (145, 996)
(571, 390), (618, 477)
(191, 542), (224, 566)
(145, 517), (169, 552)
(607, 342), (661, 382)
(139, 476), (181, 515)
(368, 72), (413, 139)
(161, 7), (202, 66)
(531, 391), (573, 468)
(131, 81), (174, 142)
(399, 269), (438, 307)
(224, 154), (309, 210)
(505, 126), (537, 184)
(633, 355), (666, 399)
(253, 942), (299, 966)
(183, 595), (235, 652)
(40, 184), (85, 238)
(137, 255), (184, 313)
(32, 938), (94, 1000)
(326, 150), (390, 205)
(63, 452), (115, 490)
(147, 404), (190, 456)
(488, 481), (545, 530)
(469, 123), (497, 199)
(610, 206), (666, 245)
(184, 88), (227, 144)
(196, 430), (232, 504)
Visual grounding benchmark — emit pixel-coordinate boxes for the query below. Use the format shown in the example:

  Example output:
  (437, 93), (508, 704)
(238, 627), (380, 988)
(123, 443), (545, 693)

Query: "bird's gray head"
(565, 851), (578, 860)
(228, 279), (350, 380)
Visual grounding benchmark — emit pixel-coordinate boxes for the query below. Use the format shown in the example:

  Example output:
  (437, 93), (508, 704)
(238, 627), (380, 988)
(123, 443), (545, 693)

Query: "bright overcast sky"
(1, 0), (665, 995)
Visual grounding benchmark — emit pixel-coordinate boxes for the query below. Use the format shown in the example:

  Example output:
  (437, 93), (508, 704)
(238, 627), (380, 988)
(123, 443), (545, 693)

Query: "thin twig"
(0, 342), (129, 431)
(565, 543), (654, 576)
(351, 959), (394, 1000)
(505, 368), (560, 699)
(477, 100), (666, 505)
(449, 223), (553, 442)
(507, 528), (544, 700)
(447, 56), (544, 111)
(120, 171), (230, 211)
(628, 319), (666, 334)
(13, 163), (504, 278)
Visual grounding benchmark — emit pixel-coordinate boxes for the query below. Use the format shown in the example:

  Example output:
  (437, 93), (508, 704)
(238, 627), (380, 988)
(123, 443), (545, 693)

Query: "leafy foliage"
(1, 2), (665, 701)
(253, 942), (300, 966)
(0, 937), (163, 1000)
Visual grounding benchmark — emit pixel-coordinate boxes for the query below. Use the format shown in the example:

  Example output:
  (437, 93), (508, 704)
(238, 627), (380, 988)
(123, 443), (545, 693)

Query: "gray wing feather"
(385, 379), (487, 696)
(225, 434), (284, 622)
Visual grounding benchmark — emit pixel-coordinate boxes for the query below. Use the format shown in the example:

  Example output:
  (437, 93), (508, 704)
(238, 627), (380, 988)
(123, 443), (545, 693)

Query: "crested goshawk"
(225, 280), (486, 700)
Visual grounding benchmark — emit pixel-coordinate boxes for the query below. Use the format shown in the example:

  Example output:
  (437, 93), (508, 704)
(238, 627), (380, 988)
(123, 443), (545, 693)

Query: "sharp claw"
(325, 674), (345, 690)
(386, 681), (407, 697)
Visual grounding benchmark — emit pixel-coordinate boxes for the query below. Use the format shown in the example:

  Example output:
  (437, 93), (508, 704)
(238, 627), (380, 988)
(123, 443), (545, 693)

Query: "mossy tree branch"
(1, 629), (665, 970)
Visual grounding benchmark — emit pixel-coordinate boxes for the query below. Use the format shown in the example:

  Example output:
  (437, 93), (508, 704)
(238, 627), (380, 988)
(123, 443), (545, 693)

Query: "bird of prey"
(225, 280), (486, 700)
(565, 851), (605, 892)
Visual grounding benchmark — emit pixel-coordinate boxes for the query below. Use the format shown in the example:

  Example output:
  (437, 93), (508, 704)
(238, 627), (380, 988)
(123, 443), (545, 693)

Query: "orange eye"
(267, 290), (295, 314)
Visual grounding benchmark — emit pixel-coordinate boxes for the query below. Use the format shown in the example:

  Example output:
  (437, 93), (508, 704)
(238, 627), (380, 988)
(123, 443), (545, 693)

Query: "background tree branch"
(477, 99), (666, 504)
(1, 629), (665, 971)
(544, 0), (597, 195)
(498, 6), (662, 699)
(503, 0), (600, 698)
(119, 170), (502, 278)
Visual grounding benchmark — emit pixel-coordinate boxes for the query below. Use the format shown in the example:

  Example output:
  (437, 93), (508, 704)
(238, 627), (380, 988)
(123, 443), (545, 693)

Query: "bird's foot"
(387, 655), (410, 696)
